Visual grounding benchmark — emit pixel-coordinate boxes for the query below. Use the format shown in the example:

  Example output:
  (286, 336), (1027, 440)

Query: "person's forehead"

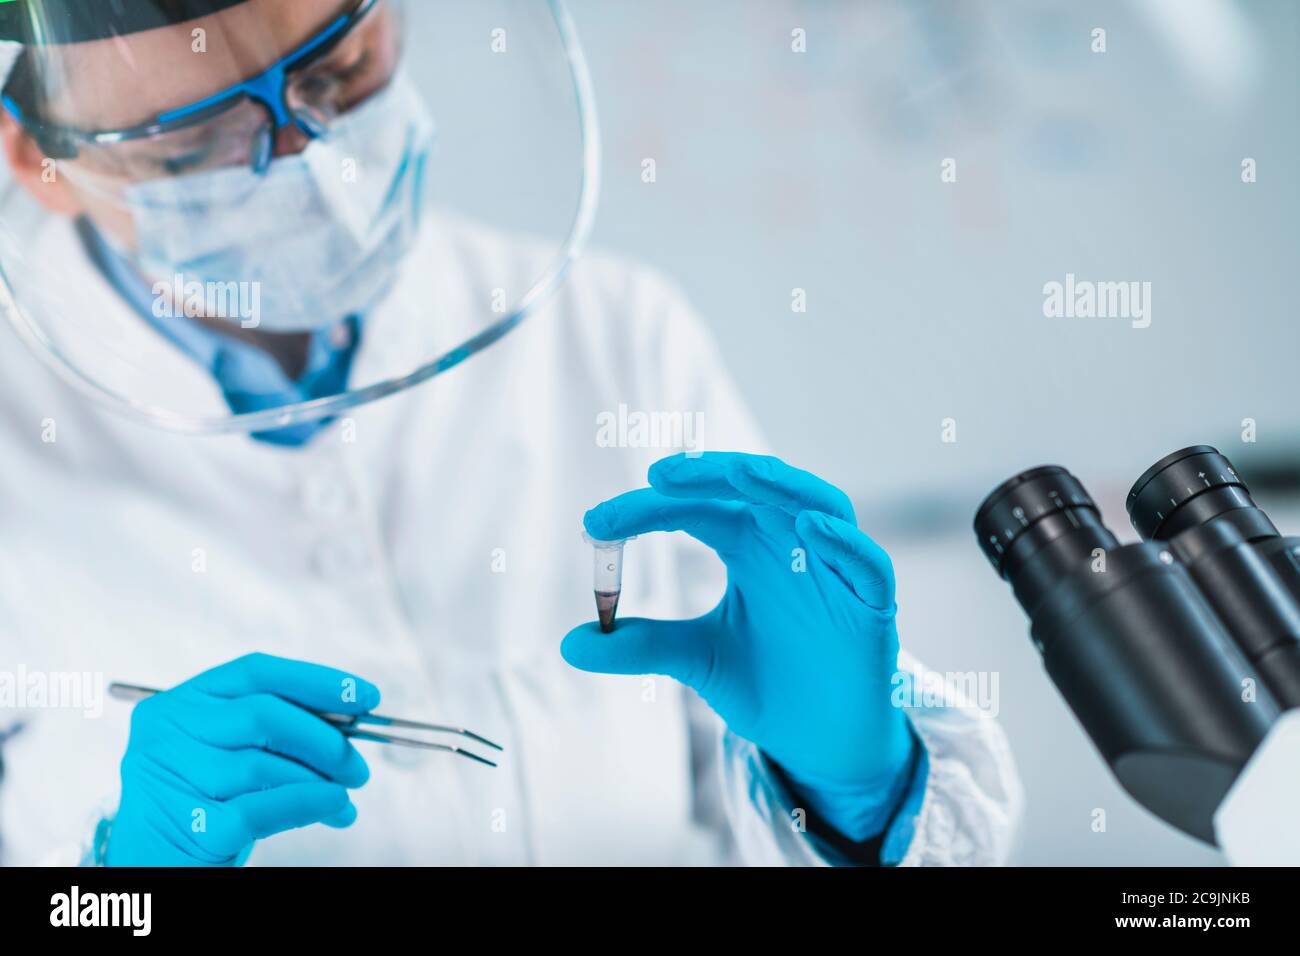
(44, 0), (355, 126)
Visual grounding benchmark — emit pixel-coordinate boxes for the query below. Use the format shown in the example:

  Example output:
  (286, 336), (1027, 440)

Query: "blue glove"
(106, 653), (378, 866)
(562, 452), (920, 844)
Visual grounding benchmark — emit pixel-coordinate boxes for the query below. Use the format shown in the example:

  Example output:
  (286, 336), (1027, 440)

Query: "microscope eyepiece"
(974, 460), (1278, 843)
(1127, 445), (1252, 541)
(1129, 446), (1300, 708)
(974, 466), (1101, 576)
(975, 466), (1116, 618)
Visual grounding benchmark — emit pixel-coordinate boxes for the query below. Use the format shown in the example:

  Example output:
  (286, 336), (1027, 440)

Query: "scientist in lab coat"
(0, 0), (1020, 866)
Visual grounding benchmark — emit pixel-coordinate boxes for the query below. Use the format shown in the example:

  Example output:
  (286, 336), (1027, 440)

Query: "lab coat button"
(382, 743), (424, 768)
(312, 538), (369, 577)
(302, 475), (351, 518)
(328, 321), (354, 349)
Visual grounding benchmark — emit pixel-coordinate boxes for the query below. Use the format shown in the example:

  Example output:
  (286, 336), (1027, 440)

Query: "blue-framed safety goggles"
(2, 0), (386, 172)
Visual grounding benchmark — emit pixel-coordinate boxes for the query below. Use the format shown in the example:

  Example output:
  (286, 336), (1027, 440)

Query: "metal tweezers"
(108, 682), (503, 767)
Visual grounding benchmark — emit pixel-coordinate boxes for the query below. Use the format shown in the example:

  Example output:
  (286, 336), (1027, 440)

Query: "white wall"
(418, 0), (1300, 864)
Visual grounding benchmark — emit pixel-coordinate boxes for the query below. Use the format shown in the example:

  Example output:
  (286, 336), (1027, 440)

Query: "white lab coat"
(0, 212), (1022, 866)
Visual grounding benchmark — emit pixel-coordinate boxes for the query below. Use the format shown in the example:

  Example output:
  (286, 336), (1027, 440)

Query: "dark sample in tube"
(587, 535), (628, 633)
(596, 590), (620, 633)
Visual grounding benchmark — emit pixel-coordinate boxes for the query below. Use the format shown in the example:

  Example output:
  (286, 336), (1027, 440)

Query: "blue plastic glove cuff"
(780, 721), (926, 847)
(881, 742), (930, 865)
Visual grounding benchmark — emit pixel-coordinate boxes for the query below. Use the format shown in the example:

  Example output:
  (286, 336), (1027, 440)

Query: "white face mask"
(125, 73), (436, 334)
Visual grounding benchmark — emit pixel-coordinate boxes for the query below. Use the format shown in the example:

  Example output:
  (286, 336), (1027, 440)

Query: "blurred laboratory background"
(428, 0), (1299, 865)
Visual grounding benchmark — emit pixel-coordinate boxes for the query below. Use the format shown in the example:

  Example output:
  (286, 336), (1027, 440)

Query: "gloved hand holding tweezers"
(103, 653), (501, 866)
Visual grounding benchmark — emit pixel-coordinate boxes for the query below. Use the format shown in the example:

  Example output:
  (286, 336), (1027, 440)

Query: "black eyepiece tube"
(976, 466), (1279, 844)
(1128, 446), (1300, 708)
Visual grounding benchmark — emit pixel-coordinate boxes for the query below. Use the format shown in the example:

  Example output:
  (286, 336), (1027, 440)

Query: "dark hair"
(0, 0), (251, 46)
(2, 50), (81, 157)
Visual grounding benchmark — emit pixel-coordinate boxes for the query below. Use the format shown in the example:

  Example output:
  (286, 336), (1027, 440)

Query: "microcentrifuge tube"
(585, 533), (633, 633)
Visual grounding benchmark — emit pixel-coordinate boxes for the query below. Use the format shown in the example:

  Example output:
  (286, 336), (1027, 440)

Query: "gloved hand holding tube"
(562, 451), (922, 845)
(106, 654), (378, 866)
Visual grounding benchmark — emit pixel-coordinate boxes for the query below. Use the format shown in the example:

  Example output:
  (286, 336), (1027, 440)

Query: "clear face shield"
(0, 0), (599, 434)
